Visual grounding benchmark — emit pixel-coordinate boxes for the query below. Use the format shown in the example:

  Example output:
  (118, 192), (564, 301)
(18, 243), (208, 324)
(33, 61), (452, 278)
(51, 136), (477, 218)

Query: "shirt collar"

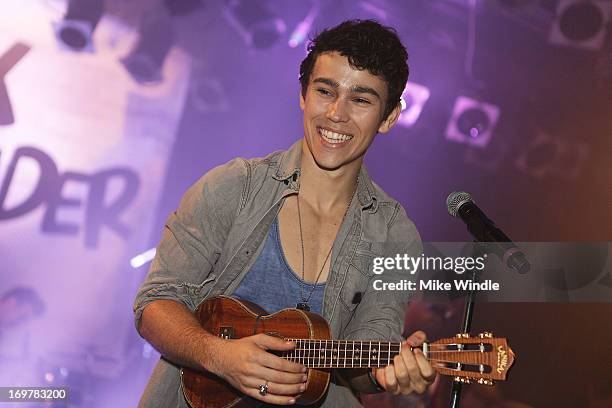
(272, 140), (378, 211)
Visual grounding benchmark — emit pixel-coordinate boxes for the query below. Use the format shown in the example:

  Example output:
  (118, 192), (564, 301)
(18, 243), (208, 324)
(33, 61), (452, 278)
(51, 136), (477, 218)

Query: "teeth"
(319, 128), (353, 143)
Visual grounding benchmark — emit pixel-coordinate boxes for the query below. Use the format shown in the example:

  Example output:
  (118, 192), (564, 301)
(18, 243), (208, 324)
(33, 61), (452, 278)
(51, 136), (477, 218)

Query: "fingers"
(242, 377), (306, 396)
(393, 352), (415, 395)
(254, 366), (307, 385)
(372, 367), (387, 391)
(251, 335), (306, 374)
(394, 340), (428, 395)
(384, 364), (400, 395)
(406, 331), (435, 385)
(254, 333), (297, 351)
(242, 386), (298, 405)
(414, 348), (436, 383)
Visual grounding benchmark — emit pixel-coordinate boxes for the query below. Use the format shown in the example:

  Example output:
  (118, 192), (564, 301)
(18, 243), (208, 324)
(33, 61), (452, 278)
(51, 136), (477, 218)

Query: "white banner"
(0, 1), (190, 382)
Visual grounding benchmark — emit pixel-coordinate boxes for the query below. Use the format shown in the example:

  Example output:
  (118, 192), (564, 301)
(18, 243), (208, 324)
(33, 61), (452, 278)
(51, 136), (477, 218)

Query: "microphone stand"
(449, 241), (486, 408)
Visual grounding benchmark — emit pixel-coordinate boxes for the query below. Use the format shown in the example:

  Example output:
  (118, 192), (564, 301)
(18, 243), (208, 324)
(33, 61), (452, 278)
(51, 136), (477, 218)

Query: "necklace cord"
(296, 177), (358, 305)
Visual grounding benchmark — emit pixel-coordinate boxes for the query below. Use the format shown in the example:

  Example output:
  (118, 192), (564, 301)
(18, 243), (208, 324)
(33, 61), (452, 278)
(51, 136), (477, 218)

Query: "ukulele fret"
(285, 340), (406, 368)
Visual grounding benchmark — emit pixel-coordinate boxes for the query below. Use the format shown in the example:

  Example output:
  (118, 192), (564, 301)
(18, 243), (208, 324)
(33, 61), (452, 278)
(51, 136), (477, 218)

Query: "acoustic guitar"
(181, 296), (515, 408)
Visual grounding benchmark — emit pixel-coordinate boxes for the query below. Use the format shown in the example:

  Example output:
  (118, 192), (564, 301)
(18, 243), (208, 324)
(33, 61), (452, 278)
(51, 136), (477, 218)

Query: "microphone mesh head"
(446, 191), (473, 217)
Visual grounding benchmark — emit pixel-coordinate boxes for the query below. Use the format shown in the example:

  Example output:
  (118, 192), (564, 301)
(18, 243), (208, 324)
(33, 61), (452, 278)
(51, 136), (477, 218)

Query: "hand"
(372, 331), (436, 395)
(212, 334), (307, 405)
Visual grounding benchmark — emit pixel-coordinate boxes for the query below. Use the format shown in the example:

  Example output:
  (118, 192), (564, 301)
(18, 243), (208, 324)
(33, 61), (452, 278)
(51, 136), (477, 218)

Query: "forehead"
(310, 52), (388, 98)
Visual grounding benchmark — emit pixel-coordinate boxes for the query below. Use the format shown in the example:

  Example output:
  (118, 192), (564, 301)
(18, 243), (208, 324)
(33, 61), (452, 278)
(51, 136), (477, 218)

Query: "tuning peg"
(478, 331), (493, 338)
(477, 378), (494, 386)
(456, 333), (470, 338)
(454, 376), (472, 384)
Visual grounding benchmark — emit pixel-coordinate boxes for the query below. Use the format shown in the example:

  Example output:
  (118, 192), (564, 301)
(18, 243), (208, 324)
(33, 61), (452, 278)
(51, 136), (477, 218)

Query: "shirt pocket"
(349, 241), (384, 277)
(340, 241), (383, 312)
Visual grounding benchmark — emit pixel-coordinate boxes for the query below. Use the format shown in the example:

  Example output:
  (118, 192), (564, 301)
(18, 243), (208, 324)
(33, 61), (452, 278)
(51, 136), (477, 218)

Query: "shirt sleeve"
(341, 203), (422, 342)
(132, 158), (247, 334)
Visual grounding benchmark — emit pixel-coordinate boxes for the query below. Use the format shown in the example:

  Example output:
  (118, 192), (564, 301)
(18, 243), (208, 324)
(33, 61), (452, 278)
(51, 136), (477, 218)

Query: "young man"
(134, 20), (434, 407)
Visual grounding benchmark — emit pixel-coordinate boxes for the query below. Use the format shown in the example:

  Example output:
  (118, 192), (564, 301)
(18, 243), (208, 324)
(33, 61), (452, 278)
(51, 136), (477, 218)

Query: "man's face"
(300, 52), (399, 173)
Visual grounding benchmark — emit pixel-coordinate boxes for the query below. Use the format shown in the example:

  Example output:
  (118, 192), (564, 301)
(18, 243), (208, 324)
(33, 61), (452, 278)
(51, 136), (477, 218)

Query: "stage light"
(445, 96), (500, 149)
(549, 0), (611, 50)
(463, 139), (509, 173)
(288, 1), (320, 48)
(396, 82), (430, 128)
(52, 0), (104, 52)
(515, 129), (590, 181)
(121, 8), (174, 85)
(130, 248), (156, 268)
(223, 0), (286, 49)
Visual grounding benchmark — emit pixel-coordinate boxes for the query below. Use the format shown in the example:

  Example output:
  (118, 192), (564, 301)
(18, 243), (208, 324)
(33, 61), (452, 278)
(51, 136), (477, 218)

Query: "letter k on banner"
(0, 42), (30, 126)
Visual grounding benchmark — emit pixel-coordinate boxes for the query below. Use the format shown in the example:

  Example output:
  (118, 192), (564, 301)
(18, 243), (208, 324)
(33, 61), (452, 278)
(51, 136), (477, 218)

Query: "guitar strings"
(284, 340), (494, 350)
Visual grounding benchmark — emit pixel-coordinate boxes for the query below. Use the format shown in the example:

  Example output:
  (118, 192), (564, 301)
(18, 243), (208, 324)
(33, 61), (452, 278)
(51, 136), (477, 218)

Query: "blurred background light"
(52, 0), (104, 52)
(223, 0), (286, 50)
(288, 0), (320, 48)
(549, 0), (611, 50)
(130, 248), (156, 269)
(445, 96), (500, 148)
(121, 6), (174, 85)
(515, 129), (590, 181)
(397, 82), (431, 128)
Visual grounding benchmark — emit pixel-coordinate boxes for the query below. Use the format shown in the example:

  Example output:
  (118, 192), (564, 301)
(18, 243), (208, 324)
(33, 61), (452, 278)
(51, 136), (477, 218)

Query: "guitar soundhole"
(219, 327), (234, 339)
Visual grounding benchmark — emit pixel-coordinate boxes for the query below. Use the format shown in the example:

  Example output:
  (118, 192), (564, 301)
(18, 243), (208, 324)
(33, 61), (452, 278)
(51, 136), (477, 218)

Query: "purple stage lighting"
(223, 0), (286, 50)
(52, 0), (104, 52)
(288, 2), (319, 48)
(121, 7), (174, 85)
(131, 248), (157, 268)
(549, 0), (611, 50)
(397, 82), (430, 128)
(515, 129), (590, 181)
(445, 96), (500, 149)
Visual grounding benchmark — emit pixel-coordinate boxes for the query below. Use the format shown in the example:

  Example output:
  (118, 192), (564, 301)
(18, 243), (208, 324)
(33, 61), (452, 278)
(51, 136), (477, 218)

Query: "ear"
(299, 90), (306, 111)
(378, 103), (401, 134)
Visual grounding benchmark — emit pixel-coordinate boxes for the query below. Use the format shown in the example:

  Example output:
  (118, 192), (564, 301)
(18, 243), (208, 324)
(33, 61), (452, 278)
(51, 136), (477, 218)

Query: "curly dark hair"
(299, 19), (409, 121)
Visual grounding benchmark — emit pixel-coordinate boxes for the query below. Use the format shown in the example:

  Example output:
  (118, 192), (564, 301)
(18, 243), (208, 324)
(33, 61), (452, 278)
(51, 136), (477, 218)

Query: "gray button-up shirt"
(133, 140), (422, 407)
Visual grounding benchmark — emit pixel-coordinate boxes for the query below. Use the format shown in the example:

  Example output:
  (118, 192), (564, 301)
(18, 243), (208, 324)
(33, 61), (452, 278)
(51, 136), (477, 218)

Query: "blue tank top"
(232, 217), (325, 315)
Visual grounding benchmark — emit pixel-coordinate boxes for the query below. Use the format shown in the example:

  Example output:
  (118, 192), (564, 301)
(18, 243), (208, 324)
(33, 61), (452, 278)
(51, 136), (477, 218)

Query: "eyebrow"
(312, 77), (381, 100)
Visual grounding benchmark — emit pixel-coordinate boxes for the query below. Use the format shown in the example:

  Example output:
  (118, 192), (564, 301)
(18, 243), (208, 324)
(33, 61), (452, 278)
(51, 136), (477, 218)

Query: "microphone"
(447, 191), (530, 274)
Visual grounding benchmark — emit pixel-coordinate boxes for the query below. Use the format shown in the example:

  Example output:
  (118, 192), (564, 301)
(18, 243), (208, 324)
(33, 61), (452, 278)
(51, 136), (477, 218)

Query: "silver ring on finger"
(258, 381), (269, 396)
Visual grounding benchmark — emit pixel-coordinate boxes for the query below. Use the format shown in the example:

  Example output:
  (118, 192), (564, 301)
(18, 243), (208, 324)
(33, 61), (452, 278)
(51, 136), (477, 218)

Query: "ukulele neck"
(281, 339), (415, 368)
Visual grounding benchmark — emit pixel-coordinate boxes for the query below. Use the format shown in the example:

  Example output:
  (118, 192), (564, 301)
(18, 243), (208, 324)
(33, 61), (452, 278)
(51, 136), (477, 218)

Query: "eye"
(316, 88), (332, 96)
(353, 97), (371, 105)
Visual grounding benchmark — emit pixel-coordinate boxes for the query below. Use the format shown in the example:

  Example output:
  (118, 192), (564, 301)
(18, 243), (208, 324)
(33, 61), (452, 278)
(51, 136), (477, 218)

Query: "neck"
(280, 339), (425, 368)
(299, 140), (360, 212)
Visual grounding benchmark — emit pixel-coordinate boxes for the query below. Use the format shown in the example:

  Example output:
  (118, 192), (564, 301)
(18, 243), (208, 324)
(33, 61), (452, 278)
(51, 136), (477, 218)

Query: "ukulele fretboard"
(282, 339), (404, 368)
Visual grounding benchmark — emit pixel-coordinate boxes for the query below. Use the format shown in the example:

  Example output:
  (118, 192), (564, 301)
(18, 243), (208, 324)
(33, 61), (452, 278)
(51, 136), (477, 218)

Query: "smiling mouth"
(317, 127), (354, 144)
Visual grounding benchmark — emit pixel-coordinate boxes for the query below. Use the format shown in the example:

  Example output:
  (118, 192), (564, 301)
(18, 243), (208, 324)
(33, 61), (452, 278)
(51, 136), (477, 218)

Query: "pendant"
(296, 302), (310, 311)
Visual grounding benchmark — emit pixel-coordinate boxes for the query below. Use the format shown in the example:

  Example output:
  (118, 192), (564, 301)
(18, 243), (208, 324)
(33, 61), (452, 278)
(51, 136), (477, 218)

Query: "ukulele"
(181, 296), (515, 408)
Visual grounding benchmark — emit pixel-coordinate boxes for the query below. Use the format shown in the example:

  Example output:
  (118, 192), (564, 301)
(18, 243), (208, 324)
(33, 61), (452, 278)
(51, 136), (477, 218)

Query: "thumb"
(253, 334), (296, 351)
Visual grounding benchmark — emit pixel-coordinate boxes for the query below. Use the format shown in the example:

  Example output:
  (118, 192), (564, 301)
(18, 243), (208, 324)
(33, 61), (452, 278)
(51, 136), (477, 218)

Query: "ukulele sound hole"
(219, 327), (234, 339)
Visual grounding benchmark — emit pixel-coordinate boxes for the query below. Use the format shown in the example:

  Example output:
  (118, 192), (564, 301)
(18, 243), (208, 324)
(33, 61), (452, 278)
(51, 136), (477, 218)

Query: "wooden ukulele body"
(181, 296), (331, 408)
(181, 296), (515, 407)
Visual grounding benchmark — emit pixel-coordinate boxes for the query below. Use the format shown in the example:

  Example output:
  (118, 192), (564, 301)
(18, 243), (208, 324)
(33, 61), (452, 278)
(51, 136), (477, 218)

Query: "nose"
(326, 98), (349, 122)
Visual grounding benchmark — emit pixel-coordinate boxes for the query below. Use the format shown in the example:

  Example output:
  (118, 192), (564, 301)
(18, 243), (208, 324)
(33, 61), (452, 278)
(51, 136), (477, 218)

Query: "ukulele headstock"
(427, 332), (515, 385)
